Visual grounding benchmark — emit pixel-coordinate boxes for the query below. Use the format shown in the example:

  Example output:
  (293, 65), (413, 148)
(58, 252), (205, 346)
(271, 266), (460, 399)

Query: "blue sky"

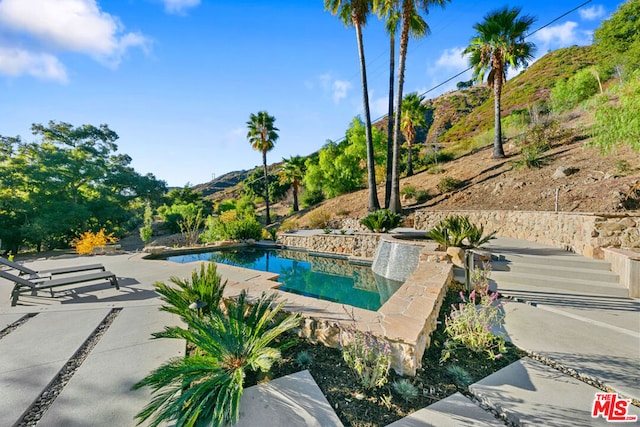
(0, 0), (623, 187)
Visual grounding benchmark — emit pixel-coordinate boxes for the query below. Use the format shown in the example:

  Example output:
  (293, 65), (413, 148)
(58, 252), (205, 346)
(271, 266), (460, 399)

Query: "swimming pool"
(166, 248), (403, 311)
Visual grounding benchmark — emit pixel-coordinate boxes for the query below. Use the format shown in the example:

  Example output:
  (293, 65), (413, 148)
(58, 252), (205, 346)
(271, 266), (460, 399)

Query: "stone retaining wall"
(413, 210), (640, 259)
(278, 232), (381, 258)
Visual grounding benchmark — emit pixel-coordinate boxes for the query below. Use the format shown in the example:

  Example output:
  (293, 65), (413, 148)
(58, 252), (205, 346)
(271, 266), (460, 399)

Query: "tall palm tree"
(247, 111), (279, 225)
(389, 0), (448, 214)
(464, 7), (535, 159)
(374, 0), (427, 205)
(279, 155), (306, 212)
(400, 92), (427, 176)
(325, 0), (380, 211)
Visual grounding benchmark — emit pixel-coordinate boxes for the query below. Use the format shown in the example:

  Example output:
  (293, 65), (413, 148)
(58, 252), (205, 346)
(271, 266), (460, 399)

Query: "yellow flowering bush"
(72, 229), (116, 255)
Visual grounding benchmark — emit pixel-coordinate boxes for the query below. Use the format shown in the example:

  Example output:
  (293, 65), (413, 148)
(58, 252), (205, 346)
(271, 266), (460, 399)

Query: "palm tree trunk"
(385, 32), (395, 208)
(389, 0), (412, 214)
(407, 141), (413, 176)
(355, 22), (380, 212)
(493, 77), (505, 158)
(292, 181), (299, 212)
(262, 152), (271, 225)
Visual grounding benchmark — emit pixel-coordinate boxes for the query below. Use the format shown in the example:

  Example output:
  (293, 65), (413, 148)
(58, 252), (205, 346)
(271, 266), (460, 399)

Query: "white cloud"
(435, 47), (468, 70)
(0, 0), (150, 79)
(159, 0), (200, 15)
(317, 73), (353, 104)
(0, 46), (68, 82)
(332, 79), (352, 104)
(532, 21), (592, 51)
(579, 5), (606, 21)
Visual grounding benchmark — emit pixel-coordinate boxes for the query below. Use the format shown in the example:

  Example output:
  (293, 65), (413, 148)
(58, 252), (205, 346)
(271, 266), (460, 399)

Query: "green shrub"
(441, 288), (506, 362)
(437, 177), (460, 193)
(392, 379), (419, 402)
(301, 188), (325, 208)
(217, 199), (236, 213)
(515, 143), (547, 169)
(139, 225), (153, 243)
(400, 185), (417, 199)
(590, 73), (640, 153)
(428, 215), (496, 248)
(153, 263), (226, 326)
(446, 365), (473, 387)
(360, 209), (402, 233)
(427, 165), (443, 174)
(134, 291), (300, 427)
(307, 209), (331, 229)
(295, 351), (313, 369)
(279, 218), (299, 233)
(551, 68), (600, 112)
(200, 210), (263, 243)
(342, 329), (391, 389)
(415, 190), (430, 204)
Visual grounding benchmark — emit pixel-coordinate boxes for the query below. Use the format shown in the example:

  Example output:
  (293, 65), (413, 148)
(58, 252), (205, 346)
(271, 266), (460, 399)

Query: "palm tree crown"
(400, 92), (427, 176)
(464, 6), (535, 158)
(279, 156), (306, 212)
(247, 111), (279, 225)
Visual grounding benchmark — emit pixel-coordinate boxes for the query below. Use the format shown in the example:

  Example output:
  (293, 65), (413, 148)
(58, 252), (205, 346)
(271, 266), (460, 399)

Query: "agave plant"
(134, 291), (301, 427)
(428, 215), (496, 248)
(360, 209), (402, 233)
(464, 222), (497, 248)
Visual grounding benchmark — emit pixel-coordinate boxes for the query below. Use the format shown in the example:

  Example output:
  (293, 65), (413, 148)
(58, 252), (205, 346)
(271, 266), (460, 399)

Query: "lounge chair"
(0, 256), (105, 279)
(0, 269), (120, 306)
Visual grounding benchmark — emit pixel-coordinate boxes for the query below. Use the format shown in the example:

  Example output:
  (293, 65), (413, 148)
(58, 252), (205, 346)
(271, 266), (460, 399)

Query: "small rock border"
(16, 308), (122, 426)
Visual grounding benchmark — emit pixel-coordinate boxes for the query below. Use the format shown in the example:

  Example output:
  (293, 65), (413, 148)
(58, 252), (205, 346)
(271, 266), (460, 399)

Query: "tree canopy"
(0, 121), (166, 253)
(594, 0), (640, 77)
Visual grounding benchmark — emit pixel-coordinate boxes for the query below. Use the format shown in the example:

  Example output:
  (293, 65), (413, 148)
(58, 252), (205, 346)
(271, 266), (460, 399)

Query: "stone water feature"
(276, 230), (451, 375)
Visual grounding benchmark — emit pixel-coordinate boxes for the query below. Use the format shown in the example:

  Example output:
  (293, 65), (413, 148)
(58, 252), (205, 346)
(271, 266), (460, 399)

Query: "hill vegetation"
(191, 42), (639, 231)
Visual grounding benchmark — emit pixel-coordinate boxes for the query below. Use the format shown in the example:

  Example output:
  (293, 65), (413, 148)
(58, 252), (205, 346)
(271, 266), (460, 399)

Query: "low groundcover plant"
(441, 287), (507, 362)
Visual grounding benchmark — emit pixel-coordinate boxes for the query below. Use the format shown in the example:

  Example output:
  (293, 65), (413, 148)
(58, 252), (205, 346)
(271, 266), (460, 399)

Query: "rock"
(552, 166), (571, 180)
(492, 182), (503, 195)
(446, 246), (466, 267)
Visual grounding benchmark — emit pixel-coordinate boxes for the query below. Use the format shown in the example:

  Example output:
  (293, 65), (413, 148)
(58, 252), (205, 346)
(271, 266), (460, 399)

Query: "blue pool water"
(166, 248), (403, 311)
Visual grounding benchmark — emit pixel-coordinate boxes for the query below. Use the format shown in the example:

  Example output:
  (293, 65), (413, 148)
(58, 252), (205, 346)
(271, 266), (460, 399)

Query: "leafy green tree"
(304, 141), (361, 198)
(242, 167), (289, 204)
(279, 156), (306, 212)
(594, 0), (640, 77)
(246, 111), (278, 225)
(464, 7), (536, 158)
(389, 0), (448, 214)
(0, 122), (166, 252)
(400, 92), (428, 176)
(303, 118), (384, 198)
(325, 0), (380, 211)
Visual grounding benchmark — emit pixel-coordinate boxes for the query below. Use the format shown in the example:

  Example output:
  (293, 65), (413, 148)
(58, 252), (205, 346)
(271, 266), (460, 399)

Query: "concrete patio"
(0, 238), (638, 426)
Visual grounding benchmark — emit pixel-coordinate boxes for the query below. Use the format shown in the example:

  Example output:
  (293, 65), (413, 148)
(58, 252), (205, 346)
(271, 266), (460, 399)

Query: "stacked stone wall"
(278, 233), (381, 258)
(413, 210), (640, 259)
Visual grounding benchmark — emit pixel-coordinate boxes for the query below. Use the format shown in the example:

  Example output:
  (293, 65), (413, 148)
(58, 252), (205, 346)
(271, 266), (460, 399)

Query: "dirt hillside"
(290, 118), (640, 228)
